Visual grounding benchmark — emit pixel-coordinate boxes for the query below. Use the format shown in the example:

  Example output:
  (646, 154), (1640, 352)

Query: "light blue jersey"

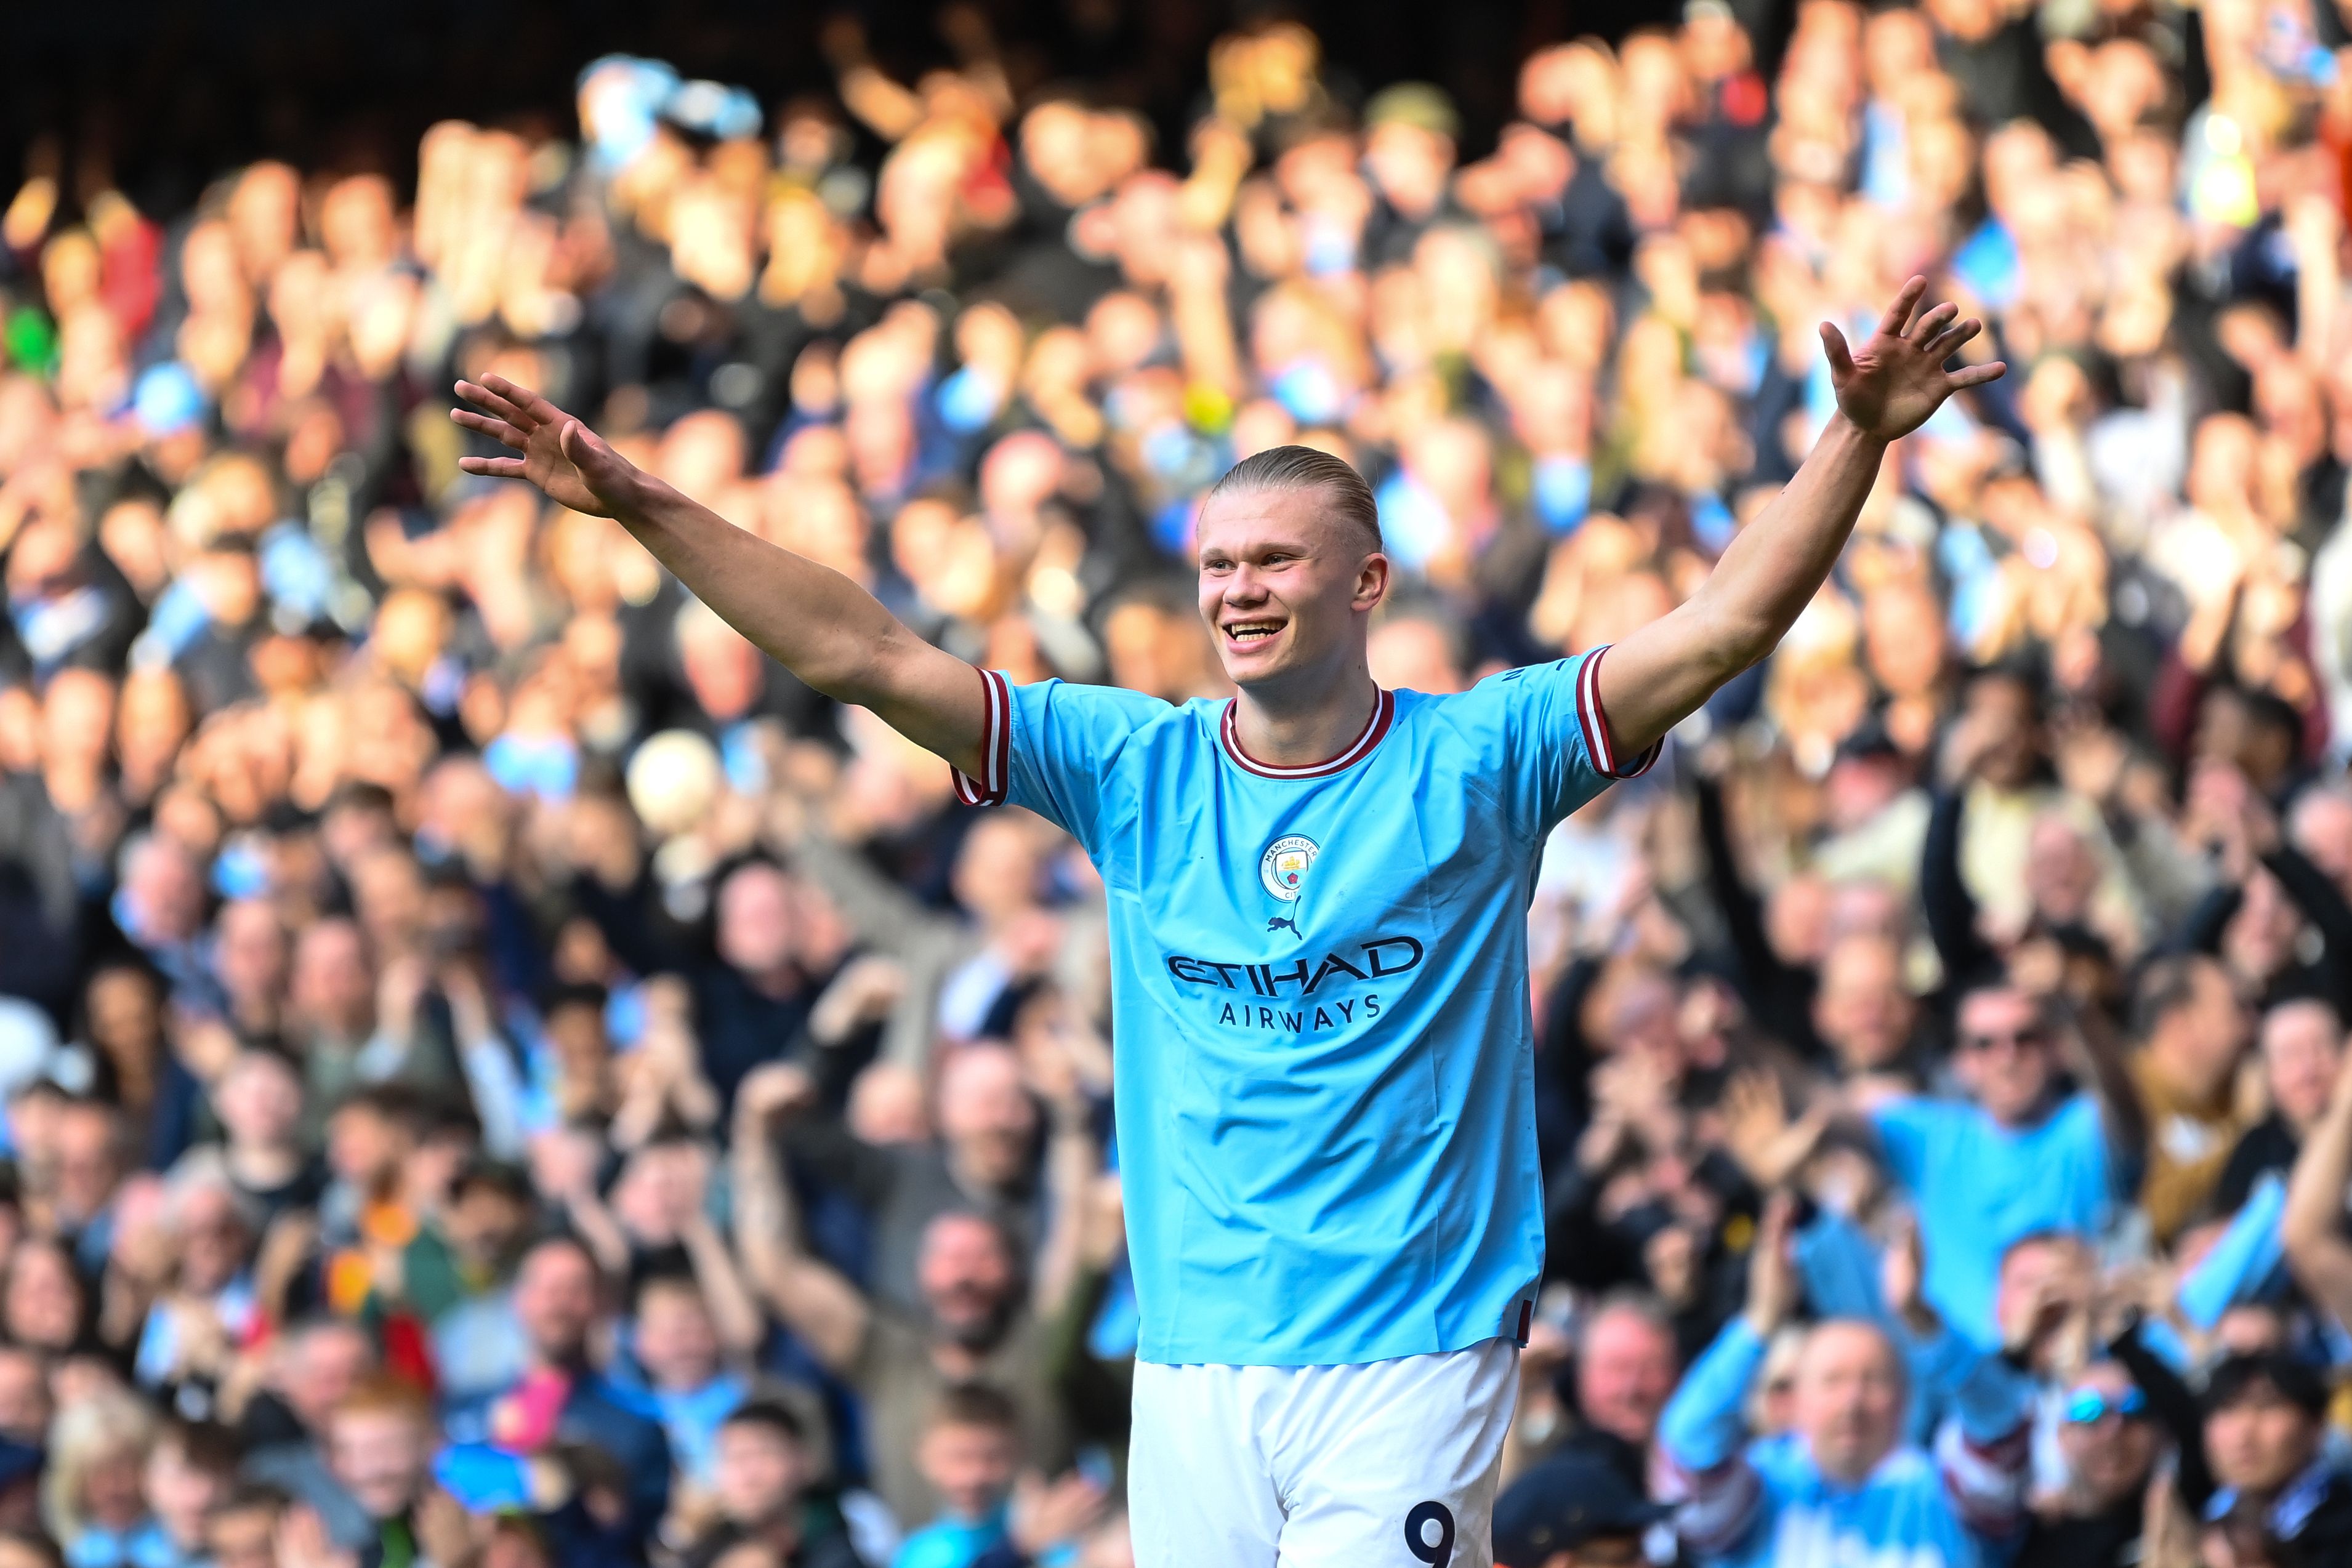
(1868, 1092), (2115, 1349)
(951, 647), (1654, 1366)
(1660, 1319), (2034, 1568)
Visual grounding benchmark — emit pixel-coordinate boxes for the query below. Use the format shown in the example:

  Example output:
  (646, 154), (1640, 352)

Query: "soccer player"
(453, 278), (2001, 1566)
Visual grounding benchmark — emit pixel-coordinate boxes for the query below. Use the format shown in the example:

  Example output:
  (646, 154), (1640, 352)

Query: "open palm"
(1823, 276), (2005, 442)
(451, 374), (641, 517)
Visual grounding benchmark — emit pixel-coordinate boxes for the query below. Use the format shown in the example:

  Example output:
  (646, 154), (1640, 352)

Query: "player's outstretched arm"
(453, 376), (986, 775)
(1597, 278), (2005, 757)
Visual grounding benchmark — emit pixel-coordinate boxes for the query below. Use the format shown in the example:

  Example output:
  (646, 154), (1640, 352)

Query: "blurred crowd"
(8, 0), (2352, 1564)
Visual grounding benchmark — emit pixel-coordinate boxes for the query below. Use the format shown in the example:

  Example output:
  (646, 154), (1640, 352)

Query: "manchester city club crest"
(1259, 834), (1319, 903)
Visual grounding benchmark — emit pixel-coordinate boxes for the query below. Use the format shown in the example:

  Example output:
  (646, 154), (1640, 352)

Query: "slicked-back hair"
(1203, 444), (1383, 555)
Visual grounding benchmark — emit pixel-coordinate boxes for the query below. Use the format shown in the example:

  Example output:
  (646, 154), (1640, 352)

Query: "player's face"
(1196, 485), (1385, 696)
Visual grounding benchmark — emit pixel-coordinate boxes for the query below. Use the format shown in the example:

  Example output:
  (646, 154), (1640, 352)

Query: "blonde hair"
(1204, 444), (1382, 554)
(43, 1389), (157, 1545)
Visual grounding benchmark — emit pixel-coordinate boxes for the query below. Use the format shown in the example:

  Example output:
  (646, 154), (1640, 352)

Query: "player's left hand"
(1822, 276), (2006, 442)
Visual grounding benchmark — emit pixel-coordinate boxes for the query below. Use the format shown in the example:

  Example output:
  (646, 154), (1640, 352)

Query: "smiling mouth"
(1223, 621), (1284, 645)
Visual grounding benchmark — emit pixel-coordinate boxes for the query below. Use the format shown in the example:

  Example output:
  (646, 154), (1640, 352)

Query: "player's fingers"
(1925, 317), (1982, 360)
(473, 374), (547, 427)
(483, 372), (564, 427)
(1909, 300), (1957, 344)
(1877, 275), (1928, 337)
(1819, 321), (1856, 379)
(449, 408), (527, 449)
(457, 455), (528, 478)
(455, 379), (531, 427)
(1946, 360), (2008, 388)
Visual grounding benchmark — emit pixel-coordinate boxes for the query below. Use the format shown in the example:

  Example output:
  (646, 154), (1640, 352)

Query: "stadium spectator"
(2016, 1360), (2163, 1567)
(1661, 1199), (2043, 1565)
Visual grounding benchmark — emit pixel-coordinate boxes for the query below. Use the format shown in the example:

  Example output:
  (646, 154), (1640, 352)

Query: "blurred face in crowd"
(275, 1322), (376, 1433)
(677, 602), (763, 722)
(0, 1346), (51, 1442)
(514, 1240), (602, 1365)
(214, 1050), (302, 1151)
(329, 1402), (430, 1521)
(1196, 481), (1388, 709)
(917, 1415), (1017, 1521)
(82, 1437), (148, 1530)
(1823, 749), (1910, 835)
(2024, 816), (2100, 928)
(84, 967), (164, 1075)
(204, 1498), (280, 1568)
(146, 1436), (226, 1544)
(2148, 959), (2252, 1096)
(1576, 1303), (1678, 1449)
(289, 919), (375, 1040)
(2205, 1381), (2320, 1497)
(2259, 1000), (2343, 1133)
(349, 848), (427, 957)
(1953, 988), (2054, 1125)
(714, 1417), (810, 1527)
(174, 1183), (255, 1295)
(634, 1280), (721, 1391)
(51, 1102), (123, 1223)
(951, 816), (1042, 927)
(917, 1213), (1018, 1348)
(2056, 1363), (2156, 1511)
(1765, 875), (1832, 967)
(936, 1044), (1038, 1188)
(40, 669), (113, 774)
(1961, 674), (2042, 791)
(121, 837), (206, 946)
(1366, 118), (1454, 219)
(4, 1239), (83, 1350)
(213, 900), (289, 1015)
(543, 999), (612, 1101)
(1812, 935), (1915, 1075)
(1366, 615), (1466, 695)
(326, 1102), (408, 1188)
(2289, 790), (2352, 890)
(1793, 1322), (1903, 1485)
(717, 864), (797, 979)
(444, 1178), (531, 1269)
(228, 161), (298, 282)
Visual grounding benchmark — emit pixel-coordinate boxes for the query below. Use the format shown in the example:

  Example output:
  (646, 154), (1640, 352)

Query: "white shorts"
(1127, 1337), (1519, 1568)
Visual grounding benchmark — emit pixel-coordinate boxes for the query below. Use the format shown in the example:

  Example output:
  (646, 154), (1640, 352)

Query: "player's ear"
(1353, 551), (1390, 612)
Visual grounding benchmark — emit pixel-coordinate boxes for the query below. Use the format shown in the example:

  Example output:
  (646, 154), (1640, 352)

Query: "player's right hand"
(452, 374), (640, 518)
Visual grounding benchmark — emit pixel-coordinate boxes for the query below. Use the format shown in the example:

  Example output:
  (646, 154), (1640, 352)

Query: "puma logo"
(1265, 915), (1297, 934)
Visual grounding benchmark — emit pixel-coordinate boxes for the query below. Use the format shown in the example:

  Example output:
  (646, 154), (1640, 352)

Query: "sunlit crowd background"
(7, 0), (2352, 1564)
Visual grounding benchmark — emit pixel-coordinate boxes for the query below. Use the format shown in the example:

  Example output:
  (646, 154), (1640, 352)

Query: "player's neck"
(1231, 670), (1381, 768)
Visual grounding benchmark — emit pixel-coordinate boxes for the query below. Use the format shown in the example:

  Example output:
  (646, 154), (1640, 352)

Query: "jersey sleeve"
(948, 668), (1167, 853)
(1447, 643), (1662, 835)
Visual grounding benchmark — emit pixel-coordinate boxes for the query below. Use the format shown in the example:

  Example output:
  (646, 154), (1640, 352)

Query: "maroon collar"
(1219, 688), (1395, 779)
